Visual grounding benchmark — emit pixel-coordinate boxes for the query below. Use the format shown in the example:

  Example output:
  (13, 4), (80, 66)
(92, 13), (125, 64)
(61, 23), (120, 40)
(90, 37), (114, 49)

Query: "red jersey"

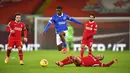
(6, 21), (27, 40)
(83, 21), (97, 37)
(81, 54), (115, 67)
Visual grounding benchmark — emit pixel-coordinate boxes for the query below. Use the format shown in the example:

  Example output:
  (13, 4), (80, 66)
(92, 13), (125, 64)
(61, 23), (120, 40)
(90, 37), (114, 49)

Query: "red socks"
(80, 48), (84, 58)
(7, 49), (23, 61)
(18, 50), (23, 60)
(7, 49), (11, 57)
(61, 56), (73, 65)
(62, 60), (73, 65)
(88, 48), (92, 54)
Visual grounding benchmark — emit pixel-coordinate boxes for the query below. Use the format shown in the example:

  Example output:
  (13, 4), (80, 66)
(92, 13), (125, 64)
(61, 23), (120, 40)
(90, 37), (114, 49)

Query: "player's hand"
(24, 38), (28, 42)
(10, 30), (15, 33)
(113, 58), (118, 62)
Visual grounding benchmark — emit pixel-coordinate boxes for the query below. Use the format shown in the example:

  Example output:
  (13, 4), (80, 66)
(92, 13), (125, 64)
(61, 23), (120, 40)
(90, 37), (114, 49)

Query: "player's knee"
(59, 32), (65, 37)
(7, 47), (12, 50)
(81, 44), (85, 48)
(57, 44), (62, 51)
(88, 45), (92, 50)
(18, 46), (22, 50)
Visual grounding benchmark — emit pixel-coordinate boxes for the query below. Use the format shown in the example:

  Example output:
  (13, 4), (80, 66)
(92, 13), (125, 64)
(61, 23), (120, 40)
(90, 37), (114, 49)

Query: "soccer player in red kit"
(55, 53), (118, 67)
(80, 14), (97, 58)
(5, 14), (27, 65)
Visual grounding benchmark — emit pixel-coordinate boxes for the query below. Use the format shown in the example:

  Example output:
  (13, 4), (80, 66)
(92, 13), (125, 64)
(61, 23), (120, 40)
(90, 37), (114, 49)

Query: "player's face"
(96, 55), (104, 60)
(15, 15), (21, 22)
(89, 15), (95, 21)
(56, 10), (62, 16)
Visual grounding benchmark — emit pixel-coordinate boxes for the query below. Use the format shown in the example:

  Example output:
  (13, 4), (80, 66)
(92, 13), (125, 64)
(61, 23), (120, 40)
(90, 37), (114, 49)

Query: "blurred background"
(0, 0), (129, 51)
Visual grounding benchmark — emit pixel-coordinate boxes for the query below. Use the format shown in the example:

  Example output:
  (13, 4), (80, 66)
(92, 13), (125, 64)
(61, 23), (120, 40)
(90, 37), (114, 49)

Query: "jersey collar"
(57, 13), (63, 17)
(89, 21), (95, 23)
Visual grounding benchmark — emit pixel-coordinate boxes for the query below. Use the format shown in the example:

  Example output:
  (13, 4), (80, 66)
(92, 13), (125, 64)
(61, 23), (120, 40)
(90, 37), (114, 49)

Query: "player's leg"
(80, 44), (85, 58)
(80, 32), (87, 57)
(69, 39), (74, 50)
(57, 43), (62, 51)
(56, 33), (63, 51)
(16, 41), (24, 65)
(57, 31), (67, 54)
(5, 40), (14, 63)
(55, 56), (74, 67)
(86, 37), (93, 54)
(59, 32), (68, 53)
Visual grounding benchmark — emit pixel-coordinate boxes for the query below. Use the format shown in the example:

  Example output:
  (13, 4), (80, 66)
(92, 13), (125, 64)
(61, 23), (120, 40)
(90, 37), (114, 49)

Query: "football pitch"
(0, 50), (130, 73)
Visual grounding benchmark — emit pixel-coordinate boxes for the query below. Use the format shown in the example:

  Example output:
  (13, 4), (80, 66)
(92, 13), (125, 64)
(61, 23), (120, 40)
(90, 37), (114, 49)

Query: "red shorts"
(81, 31), (93, 48)
(8, 40), (22, 48)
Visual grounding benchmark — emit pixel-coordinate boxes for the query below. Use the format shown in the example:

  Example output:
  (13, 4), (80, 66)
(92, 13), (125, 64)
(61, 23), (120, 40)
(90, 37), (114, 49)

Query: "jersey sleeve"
(101, 60), (115, 67)
(66, 15), (82, 24)
(23, 23), (27, 38)
(92, 59), (115, 67)
(92, 60), (102, 67)
(5, 21), (12, 32)
(93, 23), (97, 33)
(43, 17), (54, 32)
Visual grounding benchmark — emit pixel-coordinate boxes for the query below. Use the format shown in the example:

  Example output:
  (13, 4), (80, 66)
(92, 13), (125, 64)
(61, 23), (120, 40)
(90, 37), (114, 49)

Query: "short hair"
(12, 13), (21, 20)
(56, 6), (62, 10)
(89, 14), (95, 18)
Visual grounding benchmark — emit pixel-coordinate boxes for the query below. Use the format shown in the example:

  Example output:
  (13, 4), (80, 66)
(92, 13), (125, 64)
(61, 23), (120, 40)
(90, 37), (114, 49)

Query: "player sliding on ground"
(5, 13), (27, 65)
(80, 14), (97, 57)
(42, 6), (82, 54)
(55, 52), (118, 67)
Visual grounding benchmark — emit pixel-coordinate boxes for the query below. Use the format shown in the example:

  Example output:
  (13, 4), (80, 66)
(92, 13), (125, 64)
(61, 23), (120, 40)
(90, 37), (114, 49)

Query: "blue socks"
(62, 42), (67, 48)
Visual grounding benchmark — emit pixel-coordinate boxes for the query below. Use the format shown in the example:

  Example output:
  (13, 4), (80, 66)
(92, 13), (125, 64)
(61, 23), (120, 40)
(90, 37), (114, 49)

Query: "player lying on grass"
(42, 6), (82, 54)
(55, 53), (118, 67)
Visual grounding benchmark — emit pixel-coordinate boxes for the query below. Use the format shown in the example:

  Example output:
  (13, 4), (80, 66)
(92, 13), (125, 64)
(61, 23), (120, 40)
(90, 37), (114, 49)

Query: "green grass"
(0, 50), (130, 73)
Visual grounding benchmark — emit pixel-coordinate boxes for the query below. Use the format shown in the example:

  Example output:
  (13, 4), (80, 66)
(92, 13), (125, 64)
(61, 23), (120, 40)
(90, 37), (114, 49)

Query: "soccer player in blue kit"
(43, 6), (82, 54)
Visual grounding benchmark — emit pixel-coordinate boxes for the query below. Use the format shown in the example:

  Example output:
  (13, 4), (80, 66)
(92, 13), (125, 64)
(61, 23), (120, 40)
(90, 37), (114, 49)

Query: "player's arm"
(88, 23), (97, 37)
(6, 22), (11, 32)
(43, 17), (54, 33)
(100, 59), (118, 67)
(5, 21), (15, 33)
(23, 24), (28, 42)
(67, 15), (82, 24)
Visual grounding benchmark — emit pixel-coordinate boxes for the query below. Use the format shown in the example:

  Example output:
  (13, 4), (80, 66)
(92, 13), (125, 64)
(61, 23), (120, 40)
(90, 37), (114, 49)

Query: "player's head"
(95, 54), (104, 61)
(13, 13), (21, 22)
(72, 56), (81, 67)
(89, 14), (95, 22)
(56, 6), (62, 16)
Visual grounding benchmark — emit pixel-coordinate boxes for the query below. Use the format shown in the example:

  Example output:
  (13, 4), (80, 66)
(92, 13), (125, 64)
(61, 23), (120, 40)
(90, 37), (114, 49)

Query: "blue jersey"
(43, 13), (81, 34)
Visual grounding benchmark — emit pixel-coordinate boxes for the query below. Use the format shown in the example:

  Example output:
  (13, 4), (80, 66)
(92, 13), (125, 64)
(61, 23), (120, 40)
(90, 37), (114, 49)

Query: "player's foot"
(4, 57), (9, 63)
(20, 60), (24, 65)
(55, 61), (64, 67)
(55, 61), (60, 66)
(61, 48), (68, 54)
(59, 62), (64, 67)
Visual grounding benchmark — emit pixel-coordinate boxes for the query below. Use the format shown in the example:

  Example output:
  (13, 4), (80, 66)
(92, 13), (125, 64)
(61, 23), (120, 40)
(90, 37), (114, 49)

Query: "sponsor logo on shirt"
(14, 27), (22, 31)
(58, 22), (66, 25)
